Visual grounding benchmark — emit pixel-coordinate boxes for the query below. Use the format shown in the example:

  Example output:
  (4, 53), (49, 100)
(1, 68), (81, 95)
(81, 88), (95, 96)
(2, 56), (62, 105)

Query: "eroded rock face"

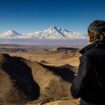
(0, 53), (77, 105)
(0, 66), (27, 105)
(42, 99), (79, 105)
(0, 54), (40, 105)
(28, 62), (76, 103)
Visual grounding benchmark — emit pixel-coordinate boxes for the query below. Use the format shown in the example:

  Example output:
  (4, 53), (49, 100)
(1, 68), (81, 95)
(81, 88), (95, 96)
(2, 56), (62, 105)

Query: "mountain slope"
(0, 30), (22, 39)
(0, 53), (77, 104)
(0, 26), (87, 39)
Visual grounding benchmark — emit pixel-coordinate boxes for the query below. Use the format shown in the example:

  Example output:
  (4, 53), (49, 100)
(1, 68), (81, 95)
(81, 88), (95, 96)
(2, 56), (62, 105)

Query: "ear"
(88, 36), (91, 44)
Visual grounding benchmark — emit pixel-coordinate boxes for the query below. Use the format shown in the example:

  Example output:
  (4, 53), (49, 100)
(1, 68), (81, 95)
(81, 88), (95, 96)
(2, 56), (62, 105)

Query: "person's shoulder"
(85, 44), (105, 57)
(80, 43), (97, 58)
(85, 48), (96, 56)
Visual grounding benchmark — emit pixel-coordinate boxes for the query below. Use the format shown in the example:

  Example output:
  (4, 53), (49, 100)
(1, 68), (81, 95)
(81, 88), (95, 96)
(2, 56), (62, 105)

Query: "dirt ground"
(0, 46), (80, 105)
(7, 50), (80, 67)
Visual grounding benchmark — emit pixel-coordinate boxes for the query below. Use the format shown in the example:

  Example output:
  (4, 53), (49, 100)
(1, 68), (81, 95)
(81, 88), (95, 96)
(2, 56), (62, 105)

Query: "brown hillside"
(0, 53), (40, 105)
(0, 53), (78, 105)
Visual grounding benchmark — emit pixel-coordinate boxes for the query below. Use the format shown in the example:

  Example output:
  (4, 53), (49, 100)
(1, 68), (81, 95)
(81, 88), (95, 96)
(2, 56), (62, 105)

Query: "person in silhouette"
(71, 20), (105, 105)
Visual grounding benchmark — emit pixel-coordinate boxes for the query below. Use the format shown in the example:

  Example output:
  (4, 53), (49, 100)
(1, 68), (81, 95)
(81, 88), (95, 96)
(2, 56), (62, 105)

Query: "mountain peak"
(48, 26), (70, 33)
(5, 30), (17, 34)
(1, 30), (21, 38)
(0, 27), (87, 39)
(49, 26), (58, 30)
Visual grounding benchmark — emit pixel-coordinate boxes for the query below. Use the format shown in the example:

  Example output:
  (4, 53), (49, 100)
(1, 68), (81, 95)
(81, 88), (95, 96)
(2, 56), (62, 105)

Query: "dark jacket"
(71, 41), (105, 105)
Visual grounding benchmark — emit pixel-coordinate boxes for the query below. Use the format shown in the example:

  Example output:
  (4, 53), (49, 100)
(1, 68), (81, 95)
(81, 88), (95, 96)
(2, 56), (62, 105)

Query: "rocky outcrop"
(0, 54), (40, 105)
(0, 53), (77, 105)
(27, 62), (76, 103)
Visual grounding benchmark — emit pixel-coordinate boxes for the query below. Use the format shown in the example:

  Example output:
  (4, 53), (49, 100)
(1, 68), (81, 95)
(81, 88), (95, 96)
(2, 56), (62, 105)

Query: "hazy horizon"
(0, 39), (88, 48)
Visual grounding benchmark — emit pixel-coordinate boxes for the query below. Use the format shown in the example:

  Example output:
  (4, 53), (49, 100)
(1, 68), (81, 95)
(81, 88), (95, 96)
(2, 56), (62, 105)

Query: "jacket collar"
(80, 41), (105, 54)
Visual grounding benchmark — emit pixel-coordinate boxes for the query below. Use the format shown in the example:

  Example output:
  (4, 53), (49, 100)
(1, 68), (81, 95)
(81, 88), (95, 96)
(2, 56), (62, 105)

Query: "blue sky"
(0, 0), (105, 34)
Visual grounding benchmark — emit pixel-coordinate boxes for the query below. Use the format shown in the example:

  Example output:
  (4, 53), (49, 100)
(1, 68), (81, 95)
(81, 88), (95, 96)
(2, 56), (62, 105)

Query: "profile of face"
(88, 36), (92, 44)
(88, 20), (105, 44)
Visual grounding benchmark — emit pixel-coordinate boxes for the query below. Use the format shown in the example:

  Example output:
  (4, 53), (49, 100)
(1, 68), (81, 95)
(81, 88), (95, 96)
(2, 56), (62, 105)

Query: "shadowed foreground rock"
(27, 61), (76, 104)
(0, 54), (40, 105)
(0, 53), (78, 105)
(43, 99), (79, 105)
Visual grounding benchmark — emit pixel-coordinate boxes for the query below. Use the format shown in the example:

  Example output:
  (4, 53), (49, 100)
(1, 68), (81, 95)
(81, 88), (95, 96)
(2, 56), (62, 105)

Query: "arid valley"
(0, 44), (80, 105)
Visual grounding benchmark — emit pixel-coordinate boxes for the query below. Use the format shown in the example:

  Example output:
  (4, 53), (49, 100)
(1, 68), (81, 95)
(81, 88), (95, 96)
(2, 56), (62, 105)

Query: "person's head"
(88, 20), (105, 44)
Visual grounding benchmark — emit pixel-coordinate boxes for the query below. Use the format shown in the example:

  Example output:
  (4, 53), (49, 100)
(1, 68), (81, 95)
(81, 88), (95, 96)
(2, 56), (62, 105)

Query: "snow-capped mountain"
(0, 30), (22, 39)
(0, 26), (87, 39)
